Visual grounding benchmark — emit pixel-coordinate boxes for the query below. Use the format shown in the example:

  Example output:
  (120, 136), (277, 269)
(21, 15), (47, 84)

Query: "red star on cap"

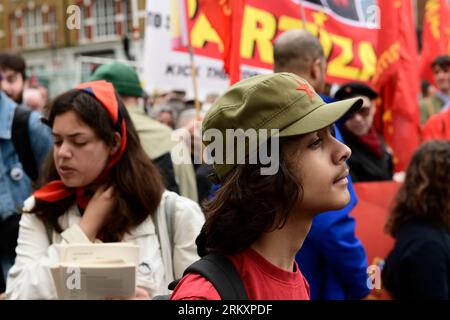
(295, 80), (314, 100)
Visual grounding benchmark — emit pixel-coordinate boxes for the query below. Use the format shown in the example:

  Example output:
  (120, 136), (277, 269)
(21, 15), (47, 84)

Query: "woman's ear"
(110, 132), (122, 155)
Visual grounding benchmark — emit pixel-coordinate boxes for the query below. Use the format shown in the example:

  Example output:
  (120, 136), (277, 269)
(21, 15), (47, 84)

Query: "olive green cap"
(202, 72), (362, 180)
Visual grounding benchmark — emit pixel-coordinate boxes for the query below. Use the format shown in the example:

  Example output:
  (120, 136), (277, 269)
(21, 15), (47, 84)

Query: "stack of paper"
(50, 243), (139, 300)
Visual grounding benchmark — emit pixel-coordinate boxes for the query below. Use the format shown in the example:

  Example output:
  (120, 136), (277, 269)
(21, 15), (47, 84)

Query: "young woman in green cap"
(171, 73), (362, 300)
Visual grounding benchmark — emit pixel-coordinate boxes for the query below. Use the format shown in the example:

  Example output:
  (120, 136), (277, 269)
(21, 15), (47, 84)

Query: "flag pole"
(299, 0), (306, 29)
(178, 0), (201, 121)
(188, 44), (202, 122)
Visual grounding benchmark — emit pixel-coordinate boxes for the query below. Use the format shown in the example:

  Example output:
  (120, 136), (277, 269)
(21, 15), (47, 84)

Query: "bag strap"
(164, 191), (176, 249)
(11, 105), (38, 181)
(154, 192), (178, 285)
(181, 253), (248, 300)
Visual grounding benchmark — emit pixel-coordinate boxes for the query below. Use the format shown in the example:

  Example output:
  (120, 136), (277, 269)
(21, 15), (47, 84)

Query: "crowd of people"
(0, 27), (449, 300)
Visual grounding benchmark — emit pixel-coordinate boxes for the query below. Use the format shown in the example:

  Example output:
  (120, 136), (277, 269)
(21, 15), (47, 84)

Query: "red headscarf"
(33, 80), (127, 209)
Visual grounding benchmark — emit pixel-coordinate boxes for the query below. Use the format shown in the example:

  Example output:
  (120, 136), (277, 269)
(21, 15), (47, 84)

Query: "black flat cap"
(431, 55), (450, 68)
(334, 82), (378, 100)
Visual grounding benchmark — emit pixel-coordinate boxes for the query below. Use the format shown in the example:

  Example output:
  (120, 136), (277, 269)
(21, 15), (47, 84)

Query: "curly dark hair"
(196, 137), (303, 257)
(385, 140), (450, 237)
(30, 89), (165, 242)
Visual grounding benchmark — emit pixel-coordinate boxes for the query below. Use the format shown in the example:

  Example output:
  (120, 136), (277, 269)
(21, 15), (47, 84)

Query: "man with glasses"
(419, 55), (450, 125)
(334, 83), (393, 182)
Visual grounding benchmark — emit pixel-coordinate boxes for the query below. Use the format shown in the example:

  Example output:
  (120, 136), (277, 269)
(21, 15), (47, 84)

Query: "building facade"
(0, 0), (146, 97)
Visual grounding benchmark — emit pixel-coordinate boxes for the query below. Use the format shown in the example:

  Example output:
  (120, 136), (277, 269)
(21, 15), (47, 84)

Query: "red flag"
(352, 181), (400, 300)
(372, 0), (420, 172)
(419, 0), (450, 84)
(199, 0), (244, 85)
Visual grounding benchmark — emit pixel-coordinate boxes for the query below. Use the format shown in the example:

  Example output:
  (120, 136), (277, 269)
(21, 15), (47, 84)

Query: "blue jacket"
(295, 95), (369, 300)
(0, 92), (52, 220)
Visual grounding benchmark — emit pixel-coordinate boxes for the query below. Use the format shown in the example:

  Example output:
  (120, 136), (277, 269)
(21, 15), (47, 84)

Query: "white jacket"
(5, 191), (205, 299)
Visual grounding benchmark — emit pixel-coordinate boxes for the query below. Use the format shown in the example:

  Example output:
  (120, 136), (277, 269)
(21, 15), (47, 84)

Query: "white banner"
(142, 0), (268, 101)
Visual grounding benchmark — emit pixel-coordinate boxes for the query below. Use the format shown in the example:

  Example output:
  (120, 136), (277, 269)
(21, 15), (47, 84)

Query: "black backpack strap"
(181, 253), (248, 300)
(11, 105), (38, 181)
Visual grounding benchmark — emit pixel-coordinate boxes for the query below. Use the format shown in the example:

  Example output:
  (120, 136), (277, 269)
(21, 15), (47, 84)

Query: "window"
(9, 6), (56, 49)
(93, 0), (116, 37)
(80, 0), (130, 42)
(10, 15), (19, 48)
(24, 8), (44, 47)
(47, 10), (57, 46)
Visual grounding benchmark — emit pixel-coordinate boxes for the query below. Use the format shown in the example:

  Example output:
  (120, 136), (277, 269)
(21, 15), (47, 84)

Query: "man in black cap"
(334, 82), (393, 182)
(419, 55), (450, 124)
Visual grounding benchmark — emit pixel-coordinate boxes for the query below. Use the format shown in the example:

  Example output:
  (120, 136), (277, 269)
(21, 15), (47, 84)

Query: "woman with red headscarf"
(5, 81), (204, 299)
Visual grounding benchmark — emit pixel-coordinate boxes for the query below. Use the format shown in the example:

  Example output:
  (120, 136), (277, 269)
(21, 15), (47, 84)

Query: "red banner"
(352, 181), (400, 300)
(419, 0), (450, 84)
(372, 0), (420, 172)
(180, 0), (378, 84)
(178, 1), (421, 170)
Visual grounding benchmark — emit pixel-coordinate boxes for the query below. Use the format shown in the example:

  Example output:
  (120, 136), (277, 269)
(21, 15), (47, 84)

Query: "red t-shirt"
(170, 248), (310, 300)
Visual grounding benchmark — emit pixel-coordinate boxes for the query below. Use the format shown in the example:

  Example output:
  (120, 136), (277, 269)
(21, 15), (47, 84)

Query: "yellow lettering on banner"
(327, 34), (359, 79)
(304, 23), (319, 36)
(186, 1), (377, 81)
(312, 11), (328, 28)
(425, 0), (440, 39)
(318, 28), (332, 59)
(276, 15), (377, 82)
(240, 6), (277, 64)
(383, 111), (394, 137)
(383, 109), (392, 123)
(191, 14), (224, 51)
(278, 16), (319, 36)
(219, 0), (232, 16)
(372, 42), (400, 83)
(278, 16), (302, 31)
(187, 0), (198, 19)
(358, 41), (377, 81)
